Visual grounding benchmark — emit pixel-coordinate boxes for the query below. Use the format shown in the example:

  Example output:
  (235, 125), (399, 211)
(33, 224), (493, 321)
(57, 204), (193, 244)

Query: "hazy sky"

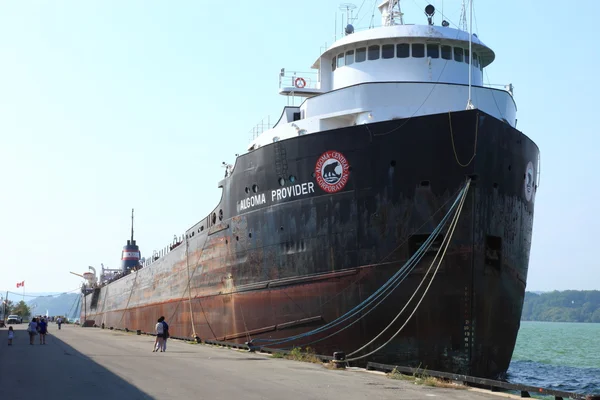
(1, 0), (598, 297)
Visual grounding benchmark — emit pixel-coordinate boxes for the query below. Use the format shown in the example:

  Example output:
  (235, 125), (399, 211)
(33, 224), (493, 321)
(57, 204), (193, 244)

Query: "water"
(508, 321), (600, 395)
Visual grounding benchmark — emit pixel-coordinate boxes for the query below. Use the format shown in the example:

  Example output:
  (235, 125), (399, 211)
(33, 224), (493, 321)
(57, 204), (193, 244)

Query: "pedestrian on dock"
(57, 317), (62, 330)
(153, 317), (165, 352)
(7, 326), (14, 345)
(159, 316), (169, 352)
(27, 318), (38, 345)
(38, 318), (48, 344)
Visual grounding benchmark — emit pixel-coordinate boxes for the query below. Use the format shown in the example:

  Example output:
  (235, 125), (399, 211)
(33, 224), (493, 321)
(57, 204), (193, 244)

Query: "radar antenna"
(339, 3), (357, 36)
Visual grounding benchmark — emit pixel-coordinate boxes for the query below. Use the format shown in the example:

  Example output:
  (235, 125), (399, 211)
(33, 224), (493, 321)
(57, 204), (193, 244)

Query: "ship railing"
(278, 69), (319, 90)
(483, 82), (513, 96)
(142, 234), (186, 268)
(248, 116), (273, 141)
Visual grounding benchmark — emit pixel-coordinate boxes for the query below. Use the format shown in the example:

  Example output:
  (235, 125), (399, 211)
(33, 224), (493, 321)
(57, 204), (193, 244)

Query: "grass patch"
(270, 352), (284, 358)
(387, 368), (467, 390)
(285, 347), (322, 364)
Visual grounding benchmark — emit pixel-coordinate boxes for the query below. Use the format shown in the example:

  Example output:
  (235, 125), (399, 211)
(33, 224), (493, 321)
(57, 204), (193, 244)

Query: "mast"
(379, 0), (404, 27)
(130, 208), (134, 242)
(466, 0), (474, 110)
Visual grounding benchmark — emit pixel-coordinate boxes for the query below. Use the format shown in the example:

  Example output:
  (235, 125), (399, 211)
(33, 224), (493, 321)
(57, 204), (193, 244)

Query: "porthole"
(289, 175), (296, 183)
(280, 226), (284, 231)
(219, 209), (223, 221)
(390, 160), (396, 167)
(278, 177), (285, 186)
(212, 213), (216, 224)
(236, 236), (239, 241)
(200, 226), (204, 232)
(245, 187), (249, 194)
(252, 184), (259, 193)
(311, 172), (316, 178)
(249, 232), (252, 238)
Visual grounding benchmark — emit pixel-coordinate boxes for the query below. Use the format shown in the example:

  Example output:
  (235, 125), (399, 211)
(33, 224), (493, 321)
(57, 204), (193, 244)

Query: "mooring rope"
(340, 179), (471, 362)
(251, 180), (469, 347)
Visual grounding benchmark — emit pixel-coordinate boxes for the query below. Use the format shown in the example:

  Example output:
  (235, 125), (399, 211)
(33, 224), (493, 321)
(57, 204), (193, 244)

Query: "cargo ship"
(81, 1), (539, 378)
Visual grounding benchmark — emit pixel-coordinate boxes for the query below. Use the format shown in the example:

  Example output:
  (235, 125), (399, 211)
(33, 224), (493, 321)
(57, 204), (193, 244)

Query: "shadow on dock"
(0, 327), (154, 400)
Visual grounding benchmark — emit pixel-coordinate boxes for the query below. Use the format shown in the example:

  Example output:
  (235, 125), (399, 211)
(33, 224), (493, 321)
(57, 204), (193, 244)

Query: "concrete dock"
(0, 324), (522, 400)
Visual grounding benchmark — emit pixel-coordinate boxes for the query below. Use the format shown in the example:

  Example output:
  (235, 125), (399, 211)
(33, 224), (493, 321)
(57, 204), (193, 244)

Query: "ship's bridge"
(279, 24), (493, 96)
(251, 2), (516, 151)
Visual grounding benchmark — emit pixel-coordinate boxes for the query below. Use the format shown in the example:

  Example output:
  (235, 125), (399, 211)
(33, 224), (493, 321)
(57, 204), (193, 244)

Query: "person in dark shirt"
(38, 318), (48, 344)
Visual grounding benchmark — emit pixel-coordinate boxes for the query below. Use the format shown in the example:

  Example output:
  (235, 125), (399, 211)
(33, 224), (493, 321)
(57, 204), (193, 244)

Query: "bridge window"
(441, 45), (452, 60)
(368, 45), (380, 60)
(473, 52), (479, 68)
(464, 49), (470, 64)
(454, 47), (464, 62)
(412, 43), (424, 58)
(396, 43), (409, 58)
(345, 50), (355, 66)
(382, 44), (394, 59)
(337, 53), (345, 68)
(356, 47), (366, 63)
(331, 58), (336, 71)
(427, 44), (439, 59)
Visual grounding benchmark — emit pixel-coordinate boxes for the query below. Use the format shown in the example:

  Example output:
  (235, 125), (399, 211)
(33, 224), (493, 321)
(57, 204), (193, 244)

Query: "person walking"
(7, 326), (14, 345)
(57, 317), (62, 330)
(27, 318), (38, 345)
(38, 318), (48, 344)
(153, 318), (164, 352)
(159, 316), (169, 352)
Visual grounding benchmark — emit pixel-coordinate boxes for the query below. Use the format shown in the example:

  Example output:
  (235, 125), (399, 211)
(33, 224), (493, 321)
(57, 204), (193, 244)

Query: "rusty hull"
(82, 109), (538, 379)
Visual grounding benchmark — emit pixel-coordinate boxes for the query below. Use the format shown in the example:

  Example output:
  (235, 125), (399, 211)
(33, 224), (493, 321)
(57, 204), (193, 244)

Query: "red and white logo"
(524, 161), (535, 202)
(315, 150), (350, 193)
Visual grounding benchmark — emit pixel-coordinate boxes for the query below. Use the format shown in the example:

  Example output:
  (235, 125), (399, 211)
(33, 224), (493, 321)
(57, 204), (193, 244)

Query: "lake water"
(508, 321), (600, 395)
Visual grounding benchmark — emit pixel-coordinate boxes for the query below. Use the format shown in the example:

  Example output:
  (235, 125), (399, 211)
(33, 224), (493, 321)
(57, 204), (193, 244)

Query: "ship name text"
(271, 182), (315, 201)
(239, 193), (267, 210)
(238, 182), (315, 212)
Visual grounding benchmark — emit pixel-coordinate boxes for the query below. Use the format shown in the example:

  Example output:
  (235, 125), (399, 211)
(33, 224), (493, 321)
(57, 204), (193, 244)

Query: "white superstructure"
(249, 1), (515, 151)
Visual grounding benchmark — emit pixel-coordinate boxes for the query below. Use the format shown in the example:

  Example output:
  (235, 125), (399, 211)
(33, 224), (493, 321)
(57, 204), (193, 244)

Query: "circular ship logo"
(315, 151), (350, 193)
(524, 161), (535, 202)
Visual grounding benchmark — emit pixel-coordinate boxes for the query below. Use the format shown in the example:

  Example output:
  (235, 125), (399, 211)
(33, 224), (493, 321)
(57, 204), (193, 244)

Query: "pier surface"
(0, 324), (521, 400)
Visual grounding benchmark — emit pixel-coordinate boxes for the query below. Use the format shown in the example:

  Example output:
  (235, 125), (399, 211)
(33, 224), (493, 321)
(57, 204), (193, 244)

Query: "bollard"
(136, 330), (142, 335)
(109, 327), (114, 330)
(195, 335), (201, 343)
(245, 341), (255, 352)
(101, 323), (105, 329)
(333, 351), (346, 369)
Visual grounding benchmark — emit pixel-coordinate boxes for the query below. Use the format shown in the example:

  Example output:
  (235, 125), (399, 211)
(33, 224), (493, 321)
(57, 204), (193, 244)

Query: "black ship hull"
(82, 109), (538, 379)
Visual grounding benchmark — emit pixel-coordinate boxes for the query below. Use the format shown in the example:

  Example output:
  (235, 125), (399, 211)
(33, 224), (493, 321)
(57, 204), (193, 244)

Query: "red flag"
(16, 281), (24, 288)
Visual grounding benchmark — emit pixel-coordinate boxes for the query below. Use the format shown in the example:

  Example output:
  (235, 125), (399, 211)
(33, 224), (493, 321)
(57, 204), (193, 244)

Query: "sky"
(0, 0), (598, 297)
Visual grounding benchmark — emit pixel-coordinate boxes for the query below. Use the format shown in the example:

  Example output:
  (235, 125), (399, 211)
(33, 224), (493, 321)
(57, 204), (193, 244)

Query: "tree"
(11, 300), (31, 317)
(2, 300), (14, 316)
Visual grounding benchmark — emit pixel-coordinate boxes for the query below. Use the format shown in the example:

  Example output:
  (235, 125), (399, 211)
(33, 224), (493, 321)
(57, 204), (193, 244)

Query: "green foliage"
(2, 300), (15, 316)
(522, 291), (600, 322)
(12, 300), (32, 317)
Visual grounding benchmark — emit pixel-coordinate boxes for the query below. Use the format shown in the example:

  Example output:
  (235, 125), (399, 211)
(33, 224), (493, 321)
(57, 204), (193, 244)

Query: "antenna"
(130, 208), (134, 242)
(459, 0), (468, 31)
(466, 0), (475, 110)
(381, 0), (404, 26)
(339, 3), (357, 36)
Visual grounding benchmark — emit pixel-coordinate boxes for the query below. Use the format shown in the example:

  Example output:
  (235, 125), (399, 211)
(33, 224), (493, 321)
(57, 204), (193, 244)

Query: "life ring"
(294, 77), (306, 89)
